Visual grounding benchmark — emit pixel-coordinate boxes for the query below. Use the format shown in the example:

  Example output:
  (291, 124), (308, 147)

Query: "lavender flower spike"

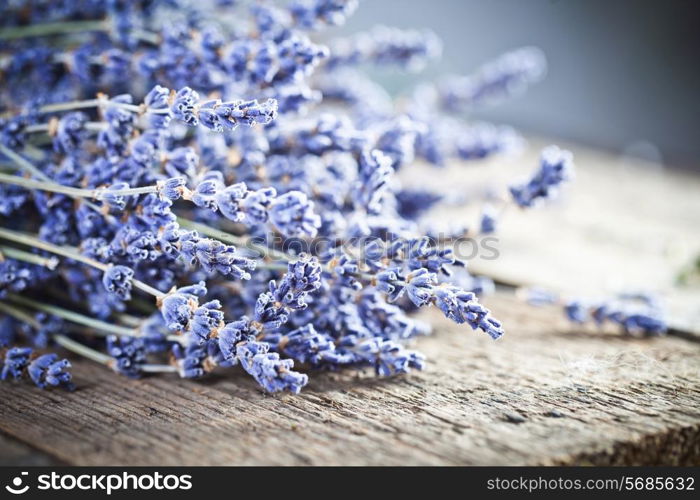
(269, 191), (322, 238)
(433, 285), (505, 339)
(107, 335), (147, 378)
(236, 341), (309, 394)
(28, 353), (74, 390)
(198, 98), (278, 132)
(290, 0), (358, 29)
(510, 146), (574, 208)
(441, 46), (547, 109)
(1, 347), (33, 380)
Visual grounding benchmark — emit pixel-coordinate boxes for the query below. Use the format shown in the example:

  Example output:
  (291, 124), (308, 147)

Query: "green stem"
(0, 227), (107, 270)
(0, 245), (59, 269)
(0, 300), (179, 372)
(37, 96), (169, 116)
(141, 364), (178, 373)
(0, 301), (112, 365)
(0, 301), (40, 328)
(0, 20), (109, 41)
(177, 216), (289, 261)
(8, 294), (137, 337)
(0, 172), (158, 200)
(0, 227), (164, 298)
(24, 121), (106, 134)
(53, 334), (112, 365)
(116, 314), (143, 328)
(0, 144), (50, 180)
(0, 144), (110, 216)
(6, 294), (184, 344)
(38, 99), (103, 114)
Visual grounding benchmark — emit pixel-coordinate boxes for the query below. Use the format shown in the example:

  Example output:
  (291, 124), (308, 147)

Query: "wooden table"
(1, 142), (699, 465)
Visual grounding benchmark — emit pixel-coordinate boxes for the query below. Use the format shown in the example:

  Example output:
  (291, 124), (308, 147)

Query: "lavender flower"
(190, 300), (225, 342)
(456, 123), (522, 160)
(265, 324), (346, 365)
(568, 298), (667, 337)
(54, 112), (88, 154)
(290, 0), (358, 29)
(198, 98), (278, 132)
(236, 341), (308, 393)
(564, 300), (588, 324)
(328, 26), (442, 71)
(1, 347), (33, 380)
(353, 149), (394, 215)
(433, 285), (504, 339)
(336, 336), (425, 376)
(171, 87), (200, 125)
(440, 46), (546, 109)
(28, 353), (74, 390)
(404, 268), (436, 307)
(180, 236), (256, 280)
(157, 177), (188, 200)
(510, 146), (574, 208)
(159, 281), (207, 331)
(268, 191), (321, 238)
(271, 255), (322, 310)
(106, 335), (147, 378)
(479, 204), (497, 234)
(102, 265), (134, 300)
(219, 184), (276, 224)
(173, 341), (219, 379)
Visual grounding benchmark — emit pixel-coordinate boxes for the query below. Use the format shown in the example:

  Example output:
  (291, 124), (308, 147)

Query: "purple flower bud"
(290, 0), (358, 29)
(353, 149), (394, 215)
(157, 177), (187, 200)
(102, 265), (134, 301)
(269, 191), (321, 237)
(171, 87), (200, 126)
(433, 285), (504, 339)
(213, 182), (250, 222)
(107, 335), (146, 378)
(100, 182), (131, 210)
(236, 340), (308, 394)
(510, 146), (574, 208)
(440, 46), (546, 109)
(28, 353), (74, 390)
(1, 346), (33, 380)
(53, 112), (87, 154)
(165, 147), (199, 179)
(190, 300), (225, 342)
(404, 268), (436, 307)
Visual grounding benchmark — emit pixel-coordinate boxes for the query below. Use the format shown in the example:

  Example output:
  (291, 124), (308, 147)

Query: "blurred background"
(336, 0), (700, 170)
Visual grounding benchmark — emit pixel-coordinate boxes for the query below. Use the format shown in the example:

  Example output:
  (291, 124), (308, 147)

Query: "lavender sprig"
(327, 26), (442, 71)
(510, 146), (574, 208)
(439, 46), (546, 109)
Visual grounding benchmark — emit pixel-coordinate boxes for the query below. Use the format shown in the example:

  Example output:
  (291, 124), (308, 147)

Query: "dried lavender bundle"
(0, 0), (574, 393)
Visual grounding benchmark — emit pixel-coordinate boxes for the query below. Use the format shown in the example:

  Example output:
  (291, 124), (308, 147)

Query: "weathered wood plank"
(0, 432), (62, 465)
(1, 295), (698, 465)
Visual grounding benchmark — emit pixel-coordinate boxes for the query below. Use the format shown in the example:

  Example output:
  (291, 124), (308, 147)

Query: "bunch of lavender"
(0, 0), (574, 393)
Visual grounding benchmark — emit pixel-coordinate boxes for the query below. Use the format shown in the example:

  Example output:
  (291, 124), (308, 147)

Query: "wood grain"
(0, 432), (61, 466)
(1, 295), (698, 465)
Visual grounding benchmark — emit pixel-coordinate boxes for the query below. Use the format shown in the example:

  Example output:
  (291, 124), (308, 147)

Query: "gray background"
(337, 0), (700, 170)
